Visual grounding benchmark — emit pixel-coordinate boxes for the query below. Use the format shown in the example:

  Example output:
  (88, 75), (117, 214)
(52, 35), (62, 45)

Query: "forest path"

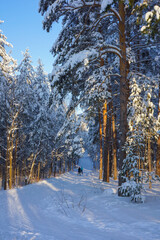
(0, 156), (160, 240)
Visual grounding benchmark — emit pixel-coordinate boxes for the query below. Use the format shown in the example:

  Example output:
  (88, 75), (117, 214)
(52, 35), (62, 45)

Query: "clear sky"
(0, 0), (61, 73)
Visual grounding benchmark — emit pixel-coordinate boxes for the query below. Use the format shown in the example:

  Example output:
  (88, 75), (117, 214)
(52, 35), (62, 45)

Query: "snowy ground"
(0, 154), (160, 240)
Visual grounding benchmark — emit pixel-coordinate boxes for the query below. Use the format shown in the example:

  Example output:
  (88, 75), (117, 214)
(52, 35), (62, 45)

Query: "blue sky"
(0, 0), (61, 73)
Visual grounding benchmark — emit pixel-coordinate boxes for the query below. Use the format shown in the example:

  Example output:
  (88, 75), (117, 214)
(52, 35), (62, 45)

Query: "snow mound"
(103, 188), (117, 196)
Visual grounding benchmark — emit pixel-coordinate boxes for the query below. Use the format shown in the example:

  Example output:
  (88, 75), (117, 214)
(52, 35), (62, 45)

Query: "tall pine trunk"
(98, 107), (103, 180)
(118, 1), (129, 192)
(156, 137), (160, 177)
(156, 84), (160, 176)
(4, 134), (10, 190)
(103, 101), (109, 182)
(111, 102), (117, 180)
(37, 162), (41, 181)
(9, 133), (13, 189)
(108, 101), (112, 178)
(148, 136), (152, 189)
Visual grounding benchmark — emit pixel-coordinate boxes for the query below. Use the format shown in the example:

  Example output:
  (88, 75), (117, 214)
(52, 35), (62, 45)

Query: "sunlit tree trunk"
(98, 107), (103, 180)
(112, 103), (117, 180)
(103, 101), (109, 182)
(156, 84), (160, 176)
(118, 1), (129, 192)
(103, 101), (110, 183)
(148, 135), (152, 189)
(156, 137), (160, 177)
(29, 158), (35, 184)
(108, 101), (112, 178)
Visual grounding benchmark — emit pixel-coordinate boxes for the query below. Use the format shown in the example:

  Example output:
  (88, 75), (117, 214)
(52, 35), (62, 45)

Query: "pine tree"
(0, 21), (17, 189)
(39, 0), (160, 191)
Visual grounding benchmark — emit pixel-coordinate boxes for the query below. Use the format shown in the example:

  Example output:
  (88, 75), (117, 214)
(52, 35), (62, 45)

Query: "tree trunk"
(4, 135), (10, 190)
(2, 148), (6, 190)
(148, 136), (152, 189)
(103, 101), (108, 182)
(59, 158), (62, 175)
(118, 1), (129, 192)
(13, 134), (18, 186)
(112, 103), (118, 180)
(108, 101), (112, 178)
(54, 158), (57, 177)
(9, 134), (13, 189)
(37, 162), (40, 181)
(156, 136), (160, 177)
(98, 107), (103, 180)
(49, 162), (53, 178)
(63, 156), (65, 173)
(17, 164), (19, 187)
(156, 83), (160, 176)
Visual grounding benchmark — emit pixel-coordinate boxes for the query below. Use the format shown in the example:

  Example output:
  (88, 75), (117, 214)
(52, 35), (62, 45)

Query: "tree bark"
(54, 157), (57, 177)
(156, 137), (160, 177)
(17, 164), (19, 187)
(103, 101), (109, 182)
(9, 134), (13, 189)
(111, 103), (118, 180)
(118, 1), (129, 192)
(108, 101), (112, 178)
(37, 162), (40, 181)
(148, 136), (152, 189)
(98, 107), (103, 180)
(4, 134), (10, 190)
(156, 83), (160, 176)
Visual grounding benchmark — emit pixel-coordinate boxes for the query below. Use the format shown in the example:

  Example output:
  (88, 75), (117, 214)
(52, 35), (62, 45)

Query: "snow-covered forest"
(0, 0), (160, 238)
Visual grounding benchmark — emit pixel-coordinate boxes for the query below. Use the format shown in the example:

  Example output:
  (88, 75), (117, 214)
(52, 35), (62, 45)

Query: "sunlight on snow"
(7, 189), (32, 229)
(39, 180), (59, 192)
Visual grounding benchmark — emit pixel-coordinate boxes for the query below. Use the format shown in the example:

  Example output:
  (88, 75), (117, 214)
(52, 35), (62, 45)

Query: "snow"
(145, 11), (153, 23)
(0, 154), (160, 240)
(101, 0), (113, 12)
(154, 5), (160, 20)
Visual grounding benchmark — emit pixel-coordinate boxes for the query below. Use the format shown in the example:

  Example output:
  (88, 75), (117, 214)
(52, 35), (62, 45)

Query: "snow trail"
(0, 156), (160, 240)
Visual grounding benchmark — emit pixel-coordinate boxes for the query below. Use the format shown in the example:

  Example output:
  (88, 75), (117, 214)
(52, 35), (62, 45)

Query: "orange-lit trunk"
(112, 105), (117, 180)
(156, 84), (160, 176)
(98, 107), (103, 180)
(103, 100), (109, 182)
(156, 137), (160, 177)
(108, 101), (112, 178)
(148, 136), (152, 189)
